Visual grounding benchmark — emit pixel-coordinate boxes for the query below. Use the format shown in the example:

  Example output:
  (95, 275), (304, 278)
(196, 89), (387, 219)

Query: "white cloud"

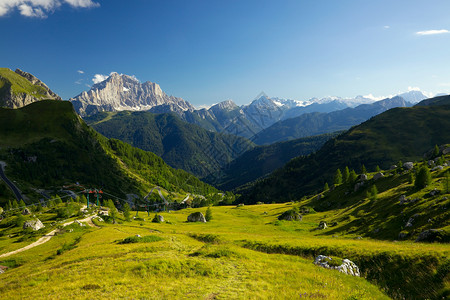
(0, 0), (99, 17)
(363, 93), (390, 101)
(407, 86), (421, 92)
(416, 29), (449, 36)
(75, 79), (83, 84)
(77, 70), (84, 74)
(92, 74), (108, 84)
(384, 25), (390, 29)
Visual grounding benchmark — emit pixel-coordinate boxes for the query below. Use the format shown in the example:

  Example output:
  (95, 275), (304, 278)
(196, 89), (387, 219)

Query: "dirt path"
(0, 215), (97, 259)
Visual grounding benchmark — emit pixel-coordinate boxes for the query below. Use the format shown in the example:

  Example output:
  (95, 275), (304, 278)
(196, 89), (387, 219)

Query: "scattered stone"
(373, 172), (384, 180)
(68, 229), (73, 233)
(431, 166), (444, 172)
(23, 219), (45, 231)
(237, 203), (244, 207)
(428, 160), (435, 167)
(405, 213), (420, 228)
(278, 209), (302, 221)
(390, 165), (397, 170)
(355, 236), (363, 240)
(403, 162), (414, 170)
(443, 147), (450, 155)
(135, 234), (141, 238)
(0, 265), (8, 274)
(74, 220), (85, 227)
(318, 221), (327, 230)
(93, 216), (104, 222)
(187, 212), (207, 223)
(415, 229), (445, 242)
(354, 181), (364, 192)
(330, 221), (338, 227)
(398, 232), (409, 239)
(399, 195), (407, 204)
(359, 174), (368, 181)
(22, 208), (31, 215)
(313, 255), (360, 276)
(152, 214), (164, 223)
(429, 189), (441, 197)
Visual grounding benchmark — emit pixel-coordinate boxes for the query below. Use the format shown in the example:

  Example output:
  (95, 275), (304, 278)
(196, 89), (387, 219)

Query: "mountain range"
(69, 73), (430, 140)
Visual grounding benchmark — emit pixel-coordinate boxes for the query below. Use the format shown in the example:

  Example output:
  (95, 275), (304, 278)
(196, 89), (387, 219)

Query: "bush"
(415, 166), (431, 189)
(205, 206), (212, 222)
(119, 235), (163, 244)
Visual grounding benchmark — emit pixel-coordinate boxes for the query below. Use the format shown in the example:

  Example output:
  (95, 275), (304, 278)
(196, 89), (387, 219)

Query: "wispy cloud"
(92, 74), (108, 84)
(0, 0), (99, 18)
(77, 70), (84, 74)
(383, 25), (390, 29)
(75, 79), (83, 84)
(416, 29), (449, 36)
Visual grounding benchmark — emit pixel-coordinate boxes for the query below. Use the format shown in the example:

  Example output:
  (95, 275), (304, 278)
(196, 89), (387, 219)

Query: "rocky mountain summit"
(70, 73), (195, 116)
(0, 68), (61, 108)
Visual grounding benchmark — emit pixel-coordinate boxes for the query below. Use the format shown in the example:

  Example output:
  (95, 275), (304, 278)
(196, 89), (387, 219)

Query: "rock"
(431, 166), (444, 172)
(415, 229), (445, 242)
(152, 214), (164, 223)
(187, 212), (207, 223)
(237, 203), (244, 207)
(390, 165), (397, 170)
(428, 160), (435, 167)
(278, 210), (302, 221)
(359, 174), (368, 181)
(398, 232), (409, 239)
(443, 147), (450, 155)
(74, 220), (85, 227)
(429, 189), (441, 196)
(0, 265), (8, 274)
(405, 213), (420, 228)
(403, 162), (414, 170)
(318, 221), (327, 230)
(135, 234), (141, 238)
(354, 181), (364, 192)
(399, 195), (407, 204)
(313, 255), (360, 276)
(22, 208), (31, 215)
(373, 172), (384, 180)
(23, 219), (45, 231)
(330, 222), (338, 227)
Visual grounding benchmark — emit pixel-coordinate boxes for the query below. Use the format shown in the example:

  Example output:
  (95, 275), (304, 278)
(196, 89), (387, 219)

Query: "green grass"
(0, 68), (48, 100)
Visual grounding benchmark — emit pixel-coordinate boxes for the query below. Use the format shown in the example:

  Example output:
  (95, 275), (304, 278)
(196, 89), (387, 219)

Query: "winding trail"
(0, 215), (97, 259)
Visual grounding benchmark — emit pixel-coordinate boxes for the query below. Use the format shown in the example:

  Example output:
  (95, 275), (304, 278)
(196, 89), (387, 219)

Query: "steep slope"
(70, 73), (194, 116)
(252, 96), (411, 145)
(241, 95), (450, 203)
(0, 101), (217, 204)
(204, 132), (341, 190)
(0, 68), (61, 108)
(84, 111), (255, 178)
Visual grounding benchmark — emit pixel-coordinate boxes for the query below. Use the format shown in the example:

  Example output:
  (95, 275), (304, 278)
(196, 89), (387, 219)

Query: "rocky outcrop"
(373, 172), (384, 180)
(187, 212), (206, 223)
(70, 73), (195, 116)
(278, 209), (302, 221)
(22, 208), (31, 215)
(415, 229), (446, 242)
(313, 255), (360, 276)
(23, 219), (45, 231)
(0, 68), (61, 108)
(318, 221), (327, 230)
(152, 214), (164, 223)
(403, 162), (414, 170)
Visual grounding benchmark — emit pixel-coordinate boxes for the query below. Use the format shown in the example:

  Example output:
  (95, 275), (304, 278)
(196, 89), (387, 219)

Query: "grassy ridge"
(0, 68), (49, 100)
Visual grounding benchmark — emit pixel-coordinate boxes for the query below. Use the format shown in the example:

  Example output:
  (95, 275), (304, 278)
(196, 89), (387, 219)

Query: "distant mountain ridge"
(70, 72), (195, 116)
(0, 68), (61, 108)
(70, 72), (430, 139)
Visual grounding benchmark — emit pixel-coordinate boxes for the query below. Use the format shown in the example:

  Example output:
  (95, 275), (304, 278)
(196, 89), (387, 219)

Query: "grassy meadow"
(0, 202), (448, 299)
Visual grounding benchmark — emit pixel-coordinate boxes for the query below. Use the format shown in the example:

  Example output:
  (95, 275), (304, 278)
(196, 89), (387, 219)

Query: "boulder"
(403, 162), (414, 170)
(135, 234), (141, 238)
(74, 220), (85, 226)
(93, 216), (104, 222)
(278, 210), (302, 221)
(398, 232), (409, 239)
(152, 214), (164, 223)
(399, 195), (407, 204)
(359, 174), (368, 181)
(187, 212), (206, 223)
(318, 221), (327, 230)
(429, 189), (441, 196)
(443, 147), (450, 155)
(431, 166), (444, 172)
(23, 219), (45, 231)
(313, 255), (360, 276)
(390, 165), (397, 170)
(22, 208), (31, 215)
(354, 181), (364, 192)
(373, 172), (384, 180)
(415, 229), (445, 242)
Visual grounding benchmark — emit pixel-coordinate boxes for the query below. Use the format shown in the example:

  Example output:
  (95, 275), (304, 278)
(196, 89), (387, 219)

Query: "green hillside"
(0, 101), (218, 204)
(242, 97), (450, 202)
(205, 132), (341, 190)
(0, 68), (49, 101)
(85, 111), (255, 178)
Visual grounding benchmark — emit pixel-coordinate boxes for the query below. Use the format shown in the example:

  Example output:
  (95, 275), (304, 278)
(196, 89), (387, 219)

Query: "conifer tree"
(12, 199), (19, 209)
(334, 169), (342, 185)
(415, 165), (431, 189)
(205, 206), (213, 222)
(375, 165), (381, 172)
(361, 164), (367, 174)
(19, 199), (26, 208)
(433, 145), (440, 158)
(323, 182), (329, 192)
(349, 170), (357, 183)
(367, 185), (378, 202)
(343, 166), (350, 183)
(123, 202), (131, 222)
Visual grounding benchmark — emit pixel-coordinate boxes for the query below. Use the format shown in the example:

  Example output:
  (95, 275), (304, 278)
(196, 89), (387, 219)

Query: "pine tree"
(343, 166), (350, 183)
(349, 170), (357, 183)
(323, 182), (329, 192)
(19, 199), (26, 208)
(123, 202), (131, 222)
(54, 195), (62, 205)
(415, 166), (431, 189)
(12, 199), (19, 209)
(334, 169), (342, 185)
(367, 185), (378, 202)
(6, 200), (12, 210)
(361, 165), (367, 174)
(205, 206), (213, 222)
(107, 199), (118, 223)
(375, 165), (381, 172)
(433, 145), (440, 158)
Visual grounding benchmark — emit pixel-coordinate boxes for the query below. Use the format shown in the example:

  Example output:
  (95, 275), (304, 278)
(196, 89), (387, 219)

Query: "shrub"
(415, 166), (431, 189)
(119, 235), (163, 244)
(205, 206), (212, 222)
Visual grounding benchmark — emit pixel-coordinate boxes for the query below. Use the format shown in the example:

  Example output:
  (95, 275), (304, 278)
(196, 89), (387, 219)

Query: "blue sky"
(1, 0), (450, 107)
